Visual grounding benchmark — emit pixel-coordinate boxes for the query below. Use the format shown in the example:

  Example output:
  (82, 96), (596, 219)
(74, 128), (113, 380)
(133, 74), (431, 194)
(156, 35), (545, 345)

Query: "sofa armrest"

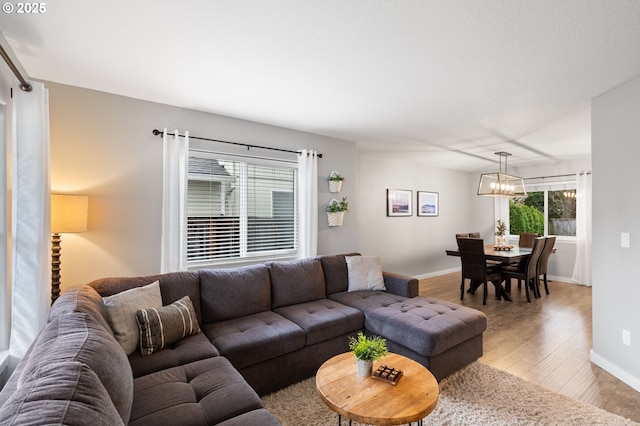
(383, 271), (418, 298)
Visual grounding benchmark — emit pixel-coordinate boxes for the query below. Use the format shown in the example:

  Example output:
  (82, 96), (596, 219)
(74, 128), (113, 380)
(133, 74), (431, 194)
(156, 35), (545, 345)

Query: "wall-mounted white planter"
(328, 171), (344, 193)
(327, 211), (345, 227)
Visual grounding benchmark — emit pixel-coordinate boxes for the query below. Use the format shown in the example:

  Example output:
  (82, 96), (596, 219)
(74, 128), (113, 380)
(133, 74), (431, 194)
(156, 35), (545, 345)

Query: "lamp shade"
(51, 194), (88, 233)
(477, 172), (527, 197)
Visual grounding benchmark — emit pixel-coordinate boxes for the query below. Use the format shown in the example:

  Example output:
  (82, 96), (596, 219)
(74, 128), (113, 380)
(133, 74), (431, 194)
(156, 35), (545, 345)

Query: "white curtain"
(8, 81), (51, 364)
(297, 150), (318, 259)
(572, 171), (592, 286)
(161, 129), (189, 273)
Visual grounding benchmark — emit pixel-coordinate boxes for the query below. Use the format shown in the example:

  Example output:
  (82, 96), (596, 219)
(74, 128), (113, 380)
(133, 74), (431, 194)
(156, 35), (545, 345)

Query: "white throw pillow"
(346, 256), (386, 292)
(103, 281), (162, 355)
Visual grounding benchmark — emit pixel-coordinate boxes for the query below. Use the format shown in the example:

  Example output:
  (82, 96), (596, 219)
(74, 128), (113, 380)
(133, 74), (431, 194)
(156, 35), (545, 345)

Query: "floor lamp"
(51, 194), (88, 304)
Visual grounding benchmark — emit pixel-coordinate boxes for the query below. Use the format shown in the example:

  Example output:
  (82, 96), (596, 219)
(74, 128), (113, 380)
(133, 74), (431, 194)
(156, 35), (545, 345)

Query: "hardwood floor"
(420, 272), (640, 422)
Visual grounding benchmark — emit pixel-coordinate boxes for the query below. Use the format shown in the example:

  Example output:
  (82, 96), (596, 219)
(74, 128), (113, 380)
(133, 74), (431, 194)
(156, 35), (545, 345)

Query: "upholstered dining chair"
(457, 237), (502, 305)
(456, 232), (481, 240)
(518, 232), (540, 248)
(501, 237), (545, 302)
(536, 236), (556, 295)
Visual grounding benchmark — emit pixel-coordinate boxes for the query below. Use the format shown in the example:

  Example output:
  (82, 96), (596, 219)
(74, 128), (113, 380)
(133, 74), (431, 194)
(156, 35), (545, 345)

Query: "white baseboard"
(547, 275), (576, 284)
(590, 350), (640, 393)
(414, 267), (460, 281)
(415, 271), (576, 284)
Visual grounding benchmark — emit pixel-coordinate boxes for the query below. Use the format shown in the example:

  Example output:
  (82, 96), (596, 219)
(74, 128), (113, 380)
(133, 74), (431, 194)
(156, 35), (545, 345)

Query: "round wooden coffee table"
(316, 352), (439, 425)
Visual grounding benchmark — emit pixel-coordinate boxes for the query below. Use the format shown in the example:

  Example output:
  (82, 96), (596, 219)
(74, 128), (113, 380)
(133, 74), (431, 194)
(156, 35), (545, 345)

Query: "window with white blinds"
(187, 153), (297, 266)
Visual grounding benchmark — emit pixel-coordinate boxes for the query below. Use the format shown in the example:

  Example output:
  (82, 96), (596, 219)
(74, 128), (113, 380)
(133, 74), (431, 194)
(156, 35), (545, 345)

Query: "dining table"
(445, 244), (534, 302)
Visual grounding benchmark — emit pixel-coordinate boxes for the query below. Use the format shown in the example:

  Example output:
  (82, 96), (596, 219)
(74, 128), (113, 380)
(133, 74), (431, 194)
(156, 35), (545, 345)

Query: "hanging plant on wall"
(327, 197), (349, 227)
(328, 171), (345, 193)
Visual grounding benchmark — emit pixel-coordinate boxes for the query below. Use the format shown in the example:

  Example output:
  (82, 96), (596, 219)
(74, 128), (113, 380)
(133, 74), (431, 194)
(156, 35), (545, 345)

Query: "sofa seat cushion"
(0, 361), (124, 426)
(365, 297), (487, 356)
(129, 357), (279, 426)
(274, 299), (363, 345)
(328, 290), (408, 312)
(216, 409), (281, 426)
(128, 332), (220, 378)
(202, 311), (305, 369)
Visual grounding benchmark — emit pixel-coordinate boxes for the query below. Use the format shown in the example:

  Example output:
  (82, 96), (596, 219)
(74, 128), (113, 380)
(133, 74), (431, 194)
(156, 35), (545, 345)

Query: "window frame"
(507, 177), (577, 243)
(186, 150), (299, 269)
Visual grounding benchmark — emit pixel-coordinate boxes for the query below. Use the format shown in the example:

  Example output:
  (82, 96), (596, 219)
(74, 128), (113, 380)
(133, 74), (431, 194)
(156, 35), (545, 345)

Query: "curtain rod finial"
(152, 129), (162, 136)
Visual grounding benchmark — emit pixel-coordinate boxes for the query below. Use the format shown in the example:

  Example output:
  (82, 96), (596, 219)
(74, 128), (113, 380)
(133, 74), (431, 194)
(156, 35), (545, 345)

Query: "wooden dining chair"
(457, 237), (502, 305)
(518, 233), (540, 248)
(501, 237), (545, 302)
(536, 236), (556, 295)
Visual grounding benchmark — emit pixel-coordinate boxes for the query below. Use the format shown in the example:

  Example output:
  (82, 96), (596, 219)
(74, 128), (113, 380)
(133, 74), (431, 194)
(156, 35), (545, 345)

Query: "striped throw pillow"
(135, 296), (201, 356)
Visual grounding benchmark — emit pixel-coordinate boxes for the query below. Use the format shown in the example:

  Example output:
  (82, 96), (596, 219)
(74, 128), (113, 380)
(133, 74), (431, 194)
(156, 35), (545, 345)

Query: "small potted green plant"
(495, 219), (507, 246)
(327, 197), (349, 227)
(328, 171), (345, 192)
(348, 331), (388, 377)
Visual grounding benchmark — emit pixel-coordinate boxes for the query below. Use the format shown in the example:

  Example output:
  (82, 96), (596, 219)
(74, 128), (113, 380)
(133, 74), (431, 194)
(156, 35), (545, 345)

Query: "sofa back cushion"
(0, 361), (125, 426)
(13, 312), (133, 423)
(88, 271), (202, 324)
(199, 264), (271, 323)
(268, 258), (326, 309)
(319, 253), (361, 295)
(49, 284), (112, 331)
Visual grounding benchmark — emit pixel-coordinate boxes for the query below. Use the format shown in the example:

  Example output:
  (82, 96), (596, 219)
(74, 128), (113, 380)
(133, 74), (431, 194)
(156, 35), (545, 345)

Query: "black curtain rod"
(152, 129), (322, 158)
(0, 43), (32, 92)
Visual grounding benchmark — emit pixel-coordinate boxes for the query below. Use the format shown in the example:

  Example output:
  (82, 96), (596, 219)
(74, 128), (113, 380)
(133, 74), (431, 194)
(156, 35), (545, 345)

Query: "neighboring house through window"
(187, 152), (297, 267)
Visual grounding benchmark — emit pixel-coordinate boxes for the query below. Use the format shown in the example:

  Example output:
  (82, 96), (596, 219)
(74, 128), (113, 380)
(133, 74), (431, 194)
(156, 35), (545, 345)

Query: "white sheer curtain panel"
(9, 81), (51, 363)
(297, 150), (318, 259)
(161, 129), (189, 273)
(572, 171), (592, 286)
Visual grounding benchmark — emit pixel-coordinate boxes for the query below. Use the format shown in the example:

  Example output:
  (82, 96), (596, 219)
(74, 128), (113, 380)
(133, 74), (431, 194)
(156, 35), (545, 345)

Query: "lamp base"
(51, 233), (61, 304)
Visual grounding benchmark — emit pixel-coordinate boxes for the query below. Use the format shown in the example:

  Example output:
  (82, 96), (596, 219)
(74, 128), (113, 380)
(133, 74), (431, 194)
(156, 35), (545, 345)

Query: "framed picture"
(417, 191), (439, 217)
(387, 189), (412, 216)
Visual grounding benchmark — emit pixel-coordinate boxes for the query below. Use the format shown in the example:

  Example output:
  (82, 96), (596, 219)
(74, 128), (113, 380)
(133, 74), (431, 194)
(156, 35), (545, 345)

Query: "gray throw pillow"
(103, 281), (162, 354)
(346, 255), (386, 292)
(136, 295), (201, 356)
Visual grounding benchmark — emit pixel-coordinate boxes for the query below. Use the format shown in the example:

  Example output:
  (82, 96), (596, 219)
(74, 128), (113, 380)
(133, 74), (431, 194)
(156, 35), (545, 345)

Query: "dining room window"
(509, 179), (576, 237)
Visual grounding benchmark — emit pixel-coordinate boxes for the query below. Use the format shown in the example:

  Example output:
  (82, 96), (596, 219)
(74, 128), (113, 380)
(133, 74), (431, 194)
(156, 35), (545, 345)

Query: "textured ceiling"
(2, 0), (640, 171)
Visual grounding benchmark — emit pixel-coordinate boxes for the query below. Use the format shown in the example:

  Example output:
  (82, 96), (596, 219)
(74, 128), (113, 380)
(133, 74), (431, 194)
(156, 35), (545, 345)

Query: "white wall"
(356, 151), (494, 277)
(47, 82), (358, 292)
(355, 150), (585, 281)
(591, 74), (640, 392)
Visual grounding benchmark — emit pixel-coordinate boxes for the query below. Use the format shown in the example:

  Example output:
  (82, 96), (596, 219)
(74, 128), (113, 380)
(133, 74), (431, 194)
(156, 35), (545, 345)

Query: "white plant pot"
(329, 180), (343, 193)
(356, 358), (373, 377)
(327, 211), (345, 227)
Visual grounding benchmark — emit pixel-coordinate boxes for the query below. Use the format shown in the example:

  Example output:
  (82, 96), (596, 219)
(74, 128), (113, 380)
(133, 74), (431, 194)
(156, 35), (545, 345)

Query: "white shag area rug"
(262, 361), (638, 425)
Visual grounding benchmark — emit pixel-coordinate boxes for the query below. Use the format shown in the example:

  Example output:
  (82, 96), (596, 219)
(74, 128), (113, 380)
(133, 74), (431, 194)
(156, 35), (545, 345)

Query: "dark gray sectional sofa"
(0, 253), (487, 425)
